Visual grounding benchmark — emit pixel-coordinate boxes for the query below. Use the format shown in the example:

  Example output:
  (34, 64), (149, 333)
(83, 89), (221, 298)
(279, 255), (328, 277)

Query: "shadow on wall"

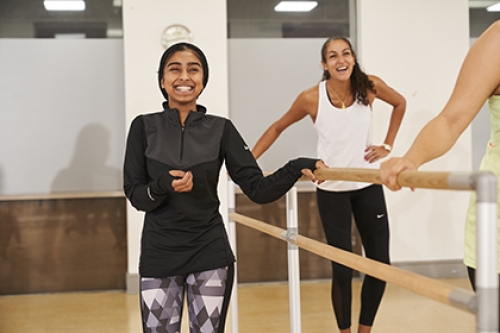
(51, 123), (122, 193)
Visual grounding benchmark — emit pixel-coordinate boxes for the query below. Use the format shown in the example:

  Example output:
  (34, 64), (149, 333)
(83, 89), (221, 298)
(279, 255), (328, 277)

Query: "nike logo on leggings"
(377, 214), (385, 219)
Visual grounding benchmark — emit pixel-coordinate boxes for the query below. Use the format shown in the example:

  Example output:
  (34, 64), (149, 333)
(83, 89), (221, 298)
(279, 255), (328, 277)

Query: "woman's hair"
(157, 42), (209, 101)
(321, 37), (375, 106)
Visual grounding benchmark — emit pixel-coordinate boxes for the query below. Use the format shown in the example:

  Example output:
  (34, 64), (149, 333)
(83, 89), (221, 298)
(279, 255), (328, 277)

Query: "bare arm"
(364, 75), (407, 163)
(373, 76), (407, 148)
(381, 20), (500, 190)
(252, 87), (317, 159)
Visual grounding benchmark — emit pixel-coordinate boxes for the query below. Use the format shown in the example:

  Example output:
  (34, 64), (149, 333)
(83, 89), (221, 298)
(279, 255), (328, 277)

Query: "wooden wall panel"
(0, 198), (127, 295)
(0, 193), (361, 294)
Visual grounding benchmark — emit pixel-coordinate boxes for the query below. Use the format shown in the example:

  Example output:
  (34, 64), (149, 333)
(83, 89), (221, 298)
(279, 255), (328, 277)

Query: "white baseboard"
(126, 272), (140, 294)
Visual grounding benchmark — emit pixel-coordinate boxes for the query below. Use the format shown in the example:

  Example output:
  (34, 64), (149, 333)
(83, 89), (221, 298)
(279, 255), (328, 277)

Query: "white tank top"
(314, 80), (379, 192)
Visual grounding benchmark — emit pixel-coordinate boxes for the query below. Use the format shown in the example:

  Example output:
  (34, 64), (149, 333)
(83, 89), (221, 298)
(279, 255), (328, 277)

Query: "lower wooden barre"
(230, 212), (475, 313)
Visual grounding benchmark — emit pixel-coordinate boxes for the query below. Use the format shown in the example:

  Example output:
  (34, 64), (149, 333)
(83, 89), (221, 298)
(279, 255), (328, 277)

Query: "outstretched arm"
(223, 120), (324, 203)
(381, 20), (500, 190)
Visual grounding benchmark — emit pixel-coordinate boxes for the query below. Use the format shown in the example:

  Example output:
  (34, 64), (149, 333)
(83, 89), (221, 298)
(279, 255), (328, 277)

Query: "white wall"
(122, 0), (229, 279)
(357, 0), (471, 262)
(228, 38), (325, 170)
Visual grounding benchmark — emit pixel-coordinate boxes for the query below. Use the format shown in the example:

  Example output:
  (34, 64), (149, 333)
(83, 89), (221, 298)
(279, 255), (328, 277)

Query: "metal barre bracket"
(449, 288), (477, 313)
(281, 230), (298, 245)
(469, 171), (497, 202)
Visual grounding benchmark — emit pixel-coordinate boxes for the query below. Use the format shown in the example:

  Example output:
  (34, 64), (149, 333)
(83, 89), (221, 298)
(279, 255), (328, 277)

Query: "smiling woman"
(158, 45), (207, 120)
(123, 42), (326, 333)
(250, 36), (406, 333)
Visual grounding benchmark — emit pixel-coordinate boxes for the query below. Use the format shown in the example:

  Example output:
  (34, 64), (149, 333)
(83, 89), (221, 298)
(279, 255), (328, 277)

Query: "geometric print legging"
(140, 264), (234, 333)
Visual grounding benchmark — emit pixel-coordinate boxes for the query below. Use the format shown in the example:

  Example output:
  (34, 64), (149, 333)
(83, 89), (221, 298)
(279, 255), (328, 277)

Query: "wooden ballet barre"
(294, 168), (474, 191)
(230, 212), (476, 314)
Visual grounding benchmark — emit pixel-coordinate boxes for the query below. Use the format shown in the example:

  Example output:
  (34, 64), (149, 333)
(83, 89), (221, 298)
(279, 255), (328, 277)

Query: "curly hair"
(321, 37), (375, 106)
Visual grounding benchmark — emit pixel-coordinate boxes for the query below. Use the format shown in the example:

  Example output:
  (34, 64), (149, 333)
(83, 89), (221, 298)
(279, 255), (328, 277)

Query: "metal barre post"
(472, 172), (498, 333)
(286, 187), (302, 333)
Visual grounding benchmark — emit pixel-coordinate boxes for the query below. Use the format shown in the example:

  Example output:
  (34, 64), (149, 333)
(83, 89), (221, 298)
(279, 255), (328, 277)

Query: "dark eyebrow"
(166, 61), (202, 67)
(166, 61), (181, 67)
(328, 48), (350, 55)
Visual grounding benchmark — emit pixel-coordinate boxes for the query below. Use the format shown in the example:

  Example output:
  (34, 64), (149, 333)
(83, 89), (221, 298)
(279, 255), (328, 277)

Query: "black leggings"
(467, 266), (500, 291)
(317, 185), (390, 330)
(468, 266), (476, 290)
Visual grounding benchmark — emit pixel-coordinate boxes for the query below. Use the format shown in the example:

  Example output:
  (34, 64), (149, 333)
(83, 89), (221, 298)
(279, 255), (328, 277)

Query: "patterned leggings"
(140, 264), (234, 333)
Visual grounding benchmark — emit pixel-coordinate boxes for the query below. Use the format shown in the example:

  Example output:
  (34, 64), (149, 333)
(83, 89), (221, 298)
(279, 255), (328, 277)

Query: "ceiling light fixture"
(44, 0), (86, 11)
(487, 2), (500, 11)
(274, 1), (318, 12)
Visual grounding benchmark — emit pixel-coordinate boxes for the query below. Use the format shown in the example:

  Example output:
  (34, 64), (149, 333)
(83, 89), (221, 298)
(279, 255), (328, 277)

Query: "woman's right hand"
(169, 170), (193, 193)
(301, 159), (328, 185)
(380, 157), (417, 191)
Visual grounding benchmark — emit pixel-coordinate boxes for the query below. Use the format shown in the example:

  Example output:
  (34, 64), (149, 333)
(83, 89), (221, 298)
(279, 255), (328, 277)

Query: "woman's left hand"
(364, 145), (389, 163)
(301, 159), (328, 184)
(169, 170), (193, 193)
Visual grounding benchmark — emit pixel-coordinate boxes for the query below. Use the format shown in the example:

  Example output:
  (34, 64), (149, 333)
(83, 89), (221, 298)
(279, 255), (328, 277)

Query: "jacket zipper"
(179, 112), (191, 161)
(180, 124), (185, 160)
(180, 111), (192, 161)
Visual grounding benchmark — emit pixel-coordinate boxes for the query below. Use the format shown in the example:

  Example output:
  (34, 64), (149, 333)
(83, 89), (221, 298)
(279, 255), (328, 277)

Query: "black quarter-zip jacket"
(124, 103), (318, 278)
